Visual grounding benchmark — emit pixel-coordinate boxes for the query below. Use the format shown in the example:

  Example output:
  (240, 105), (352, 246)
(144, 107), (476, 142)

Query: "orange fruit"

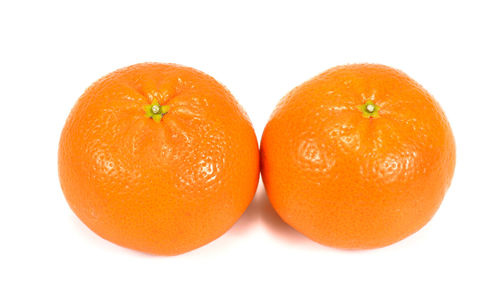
(58, 63), (259, 255)
(261, 64), (455, 249)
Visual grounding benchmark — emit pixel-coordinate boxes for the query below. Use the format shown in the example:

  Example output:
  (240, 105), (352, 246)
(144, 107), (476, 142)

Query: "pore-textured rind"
(261, 64), (456, 249)
(59, 63), (260, 255)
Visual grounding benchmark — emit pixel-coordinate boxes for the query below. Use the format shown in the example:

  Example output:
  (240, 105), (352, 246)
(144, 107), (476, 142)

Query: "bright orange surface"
(261, 64), (455, 249)
(59, 63), (260, 255)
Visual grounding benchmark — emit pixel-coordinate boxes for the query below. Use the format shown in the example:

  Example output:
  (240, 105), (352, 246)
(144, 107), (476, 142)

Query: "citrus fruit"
(261, 64), (455, 249)
(58, 63), (259, 255)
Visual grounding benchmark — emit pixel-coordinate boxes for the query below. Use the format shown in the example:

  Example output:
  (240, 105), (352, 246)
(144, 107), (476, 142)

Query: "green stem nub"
(358, 100), (380, 118)
(144, 98), (170, 122)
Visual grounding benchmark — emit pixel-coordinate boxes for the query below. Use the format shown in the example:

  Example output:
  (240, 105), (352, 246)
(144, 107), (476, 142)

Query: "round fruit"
(59, 63), (259, 255)
(261, 64), (455, 249)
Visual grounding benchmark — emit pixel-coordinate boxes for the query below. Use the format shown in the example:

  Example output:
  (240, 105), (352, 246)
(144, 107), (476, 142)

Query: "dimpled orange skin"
(261, 64), (455, 249)
(59, 63), (259, 255)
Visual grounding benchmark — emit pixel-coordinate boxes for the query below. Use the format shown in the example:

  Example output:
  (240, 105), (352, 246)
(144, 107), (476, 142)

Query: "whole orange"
(261, 64), (455, 249)
(59, 63), (259, 255)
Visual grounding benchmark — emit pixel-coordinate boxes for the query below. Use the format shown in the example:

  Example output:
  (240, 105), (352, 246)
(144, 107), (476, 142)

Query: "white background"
(1, 1), (499, 303)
